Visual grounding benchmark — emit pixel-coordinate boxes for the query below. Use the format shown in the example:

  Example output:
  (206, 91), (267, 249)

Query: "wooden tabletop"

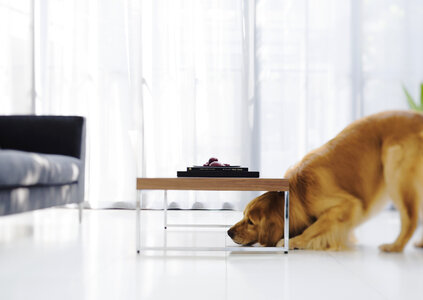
(136, 178), (289, 191)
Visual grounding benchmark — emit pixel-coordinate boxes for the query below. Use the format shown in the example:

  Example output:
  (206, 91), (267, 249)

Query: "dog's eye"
(247, 219), (254, 225)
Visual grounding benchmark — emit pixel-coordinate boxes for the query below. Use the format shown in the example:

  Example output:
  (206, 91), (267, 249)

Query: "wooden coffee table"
(136, 178), (289, 253)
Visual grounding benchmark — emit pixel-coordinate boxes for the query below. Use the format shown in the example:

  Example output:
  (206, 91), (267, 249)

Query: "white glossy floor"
(0, 208), (422, 300)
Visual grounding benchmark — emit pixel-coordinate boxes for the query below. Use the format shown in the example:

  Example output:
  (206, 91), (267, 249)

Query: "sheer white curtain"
(34, 0), (254, 209)
(140, 0), (255, 209)
(361, 0), (423, 115)
(142, 0), (423, 208)
(256, 0), (354, 175)
(0, 1), (33, 114)
(256, 0), (423, 176)
(32, 0), (142, 208)
(1, 0), (422, 209)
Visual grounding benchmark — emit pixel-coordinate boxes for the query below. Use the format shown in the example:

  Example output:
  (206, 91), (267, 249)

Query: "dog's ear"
(258, 220), (282, 247)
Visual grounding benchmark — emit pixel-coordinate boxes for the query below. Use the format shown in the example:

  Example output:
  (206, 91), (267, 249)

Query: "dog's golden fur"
(228, 110), (423, 252)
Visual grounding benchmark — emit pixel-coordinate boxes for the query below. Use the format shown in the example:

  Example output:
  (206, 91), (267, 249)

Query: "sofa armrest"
(0, 115), (85, 159)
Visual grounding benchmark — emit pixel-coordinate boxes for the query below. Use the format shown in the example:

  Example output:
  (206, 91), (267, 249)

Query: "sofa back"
(0, 116), (85, 159)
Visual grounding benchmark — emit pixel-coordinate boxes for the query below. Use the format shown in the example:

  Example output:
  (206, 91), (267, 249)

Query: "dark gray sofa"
(0, 116), (85, 219)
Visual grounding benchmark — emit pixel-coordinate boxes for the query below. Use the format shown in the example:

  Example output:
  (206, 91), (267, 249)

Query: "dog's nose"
(227, 229), (234, 238)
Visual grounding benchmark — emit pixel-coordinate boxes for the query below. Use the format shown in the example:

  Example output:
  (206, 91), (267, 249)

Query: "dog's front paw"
(276, 238), (302, 250)
(379, 243), (404, 253)
(276, 239), (284, 247)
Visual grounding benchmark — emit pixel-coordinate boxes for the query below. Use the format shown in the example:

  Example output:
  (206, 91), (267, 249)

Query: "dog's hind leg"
(379, 193), (419, 252)
(282, 194), (363, 250)
(379, 142), (421, 252)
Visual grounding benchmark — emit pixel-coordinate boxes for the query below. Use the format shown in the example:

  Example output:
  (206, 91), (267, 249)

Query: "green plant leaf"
(403, 85), (418, 110)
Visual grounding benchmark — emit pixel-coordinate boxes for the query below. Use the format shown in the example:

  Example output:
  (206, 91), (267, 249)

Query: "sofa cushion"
(0, 150), (80, 188)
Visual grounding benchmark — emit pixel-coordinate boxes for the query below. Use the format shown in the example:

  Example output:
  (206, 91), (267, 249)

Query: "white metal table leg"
(78, 202), (83, 224)
(136, 190), (141, 254)
(164, 190), (168, 229)
(284, 191), (290, 253)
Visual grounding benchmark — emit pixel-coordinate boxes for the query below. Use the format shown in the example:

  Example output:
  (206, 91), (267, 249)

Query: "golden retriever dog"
(228, 110), (423, 252)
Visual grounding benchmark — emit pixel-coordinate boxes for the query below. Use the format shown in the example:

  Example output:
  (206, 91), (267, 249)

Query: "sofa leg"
(78, 202), (83, 224)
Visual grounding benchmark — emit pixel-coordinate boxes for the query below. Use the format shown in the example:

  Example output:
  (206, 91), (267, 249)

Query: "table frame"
(136, 178), (289, 253)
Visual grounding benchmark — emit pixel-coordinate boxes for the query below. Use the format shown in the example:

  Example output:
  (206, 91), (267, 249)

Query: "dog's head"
(227, 192), (284, 247)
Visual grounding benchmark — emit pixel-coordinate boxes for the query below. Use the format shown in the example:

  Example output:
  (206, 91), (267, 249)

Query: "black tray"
(187, 166), (248, 172)
(177, 170), (259, 178)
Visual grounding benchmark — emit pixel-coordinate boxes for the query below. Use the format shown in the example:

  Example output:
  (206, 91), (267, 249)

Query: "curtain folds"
(0, 1), (33, 114)
(140, 0), (256, 209)
(1, 0), (422, 209)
